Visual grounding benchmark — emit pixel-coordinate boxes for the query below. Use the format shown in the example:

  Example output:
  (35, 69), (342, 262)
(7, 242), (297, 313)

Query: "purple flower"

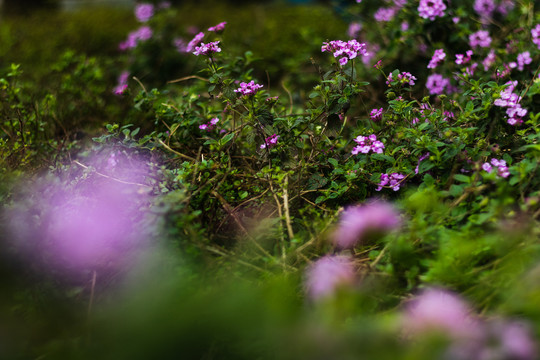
(509, 51), (532, 71)
(370, 108), (384, 121)
(113, 71), (129, 95)
(482, 320), (537, 360)
(234, 80), (263, 97)
(455, 50), (473, 65)
(532, 24), (540, 50)
(119, 26), (153, 50)
(348, 22), (362, 38)
(351, 134), (384, 155)
(402, 288), (481, 339)
(208, 21), (227, 33)
(427, 48), (446, 69)
(135, 3), (154, 23)
(321, 39), (369, 66)
(473, 0), (496, 18)
(426, 73), (449, 95)
(374, 7), (397, 22)
(376, 172), (406, 191)
(186, 32), (205, 53)
(415, 152), (430, 174)
(418, 0), (447, 20)
(482, 50), (496, 70)
(333, 201), (401, 249)
(483, 158), (510, 177)
(387, 71), (417, 86)
(193, 41), (221, 56)
(260, 134), (280, 149)
(469, 30), (492, 48)
(173, 38), (188, 53)
(199, 117), (220, 131)
(305, 255), (357, 300)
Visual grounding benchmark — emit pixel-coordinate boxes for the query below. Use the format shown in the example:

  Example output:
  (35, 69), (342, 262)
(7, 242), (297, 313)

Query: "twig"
(167, 75), (209, 84)
(282, 175), (295, 240)
(132, 76), (147, 93)
(157, 139), (196, 161)
(281, 80), (294, 114)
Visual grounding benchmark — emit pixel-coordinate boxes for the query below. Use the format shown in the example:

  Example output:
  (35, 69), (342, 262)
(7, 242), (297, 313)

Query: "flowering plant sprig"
(321, 39), (368, 66)
(351, 134), (384, 155)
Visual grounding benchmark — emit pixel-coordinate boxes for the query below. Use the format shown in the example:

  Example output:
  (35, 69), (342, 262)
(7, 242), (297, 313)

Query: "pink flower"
(426, 73), (449, 95)
(208, 21), (227, 33)
(305, 255), (356, 300)
(135, 3), (154, 23)
(333, 201), (401, 249)
(427, 48), (446, 69)
(370, 108), (383, 121)
(321, 39), (369, 66)
(193, 41), (221, 56)
(418, 0), (446, 20)
(469, 30), (492, 48)
(186, 32), (205, 53)
(351, 134), (384, 155)
(234, 80), (263, 97)
(260, 134), (279, 149)
(376, 172), (406, 191)
(403, 288), (481, 339)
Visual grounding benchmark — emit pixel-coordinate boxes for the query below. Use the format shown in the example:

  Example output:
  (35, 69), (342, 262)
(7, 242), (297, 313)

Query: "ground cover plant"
(0, 0), (539, 359)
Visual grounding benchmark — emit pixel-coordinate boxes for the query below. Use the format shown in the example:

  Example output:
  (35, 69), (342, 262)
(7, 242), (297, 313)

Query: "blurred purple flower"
(333, 201), (401, 249)
(403, 288), (481, 339)
(305, 255), (356, 300)
(135, 3), (154, 23)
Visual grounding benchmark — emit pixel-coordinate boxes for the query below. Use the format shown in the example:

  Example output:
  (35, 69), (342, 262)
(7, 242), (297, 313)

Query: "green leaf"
(328, 158), (339, 167)
(221, 133), (235, 145)
(454, 174), (470, 183)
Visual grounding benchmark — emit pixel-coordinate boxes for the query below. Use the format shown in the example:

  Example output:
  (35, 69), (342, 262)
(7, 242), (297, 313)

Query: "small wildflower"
(348, 22), (362, 38)
(305, 255), (356, 300)
(426, 73), (449, 95)
(260, 134), (279, 149)
(427, 49), (446, 69)
(473, 0), (496, 18)
(321, 39), (369, 66)
(208, 21), (227, 33)
(374, 7), (397, 22)
(234, 80), (263, 97)
(186, 32), (205, 53)
(193, 41), (221, 56)
(351, 134), (384, 155)
(532, 24), (540, 50)
(376, 172), (406, 191)
(483, 158), (510, 178)
(469, 30), (492, 48)
(333, 201), (401, 249)
(135, 3), (154, 23)
(455, 50), (473, 65)
(370, 108), (384, 121)
(418, 0), (446, 20)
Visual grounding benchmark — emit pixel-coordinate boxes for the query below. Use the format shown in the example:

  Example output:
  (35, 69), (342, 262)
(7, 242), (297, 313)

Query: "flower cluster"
(113, 71), (129, 95)
(426, 73), (450, 95)
(374, 7), (397, 22)
(469, 30), (492, 48)
(494, 81), (527, 125)
(532, 24), (540, 50)
(418, 0), (447, 21)
(387, 71), (417, 86)
(427, 49), (446, 69)
(509, 51), (532, 71)
(473, 0), (495, 18)
(208, 21), (227, 32)
(482, 158), (510, 178)
(135, 3), (154, 23)
(185, 32), (205, 53)
(321, 39), (368, 66)
(199, 117), (219, 131)
(455, 50), (473, 65)
(305, 255), (356, 300)
(260, 134), (279, 149)
(402, 288), (537, 360)
(351, 134), (384, 155)
(347, 22), (362, 38)
(234, 80), (264, 97)
(376, 172), (405, 191)
(119, 26), (153, 50)
(370, 108), (383, 121)
(333, 201), (401, 249)
(193, 41), (221, 56)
